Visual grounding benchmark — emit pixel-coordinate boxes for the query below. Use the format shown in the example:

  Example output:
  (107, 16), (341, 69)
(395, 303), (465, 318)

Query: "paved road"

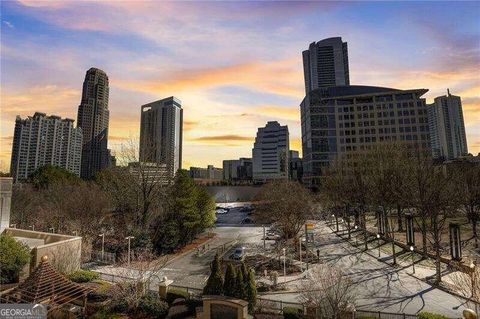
(261, 222), (470, 318)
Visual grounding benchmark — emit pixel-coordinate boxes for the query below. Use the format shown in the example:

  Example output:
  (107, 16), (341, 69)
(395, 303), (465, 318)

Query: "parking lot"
(215, 204), (254, 225)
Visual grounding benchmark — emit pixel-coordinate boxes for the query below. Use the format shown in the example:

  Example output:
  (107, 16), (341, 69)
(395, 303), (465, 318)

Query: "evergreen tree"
(223, 263), (237, 297)
(196, 186), (216, 231)
(203, 254), (224, 295)
(171, 170), (201, 245)
(241, 262), (249, 283)
(235, 266), (246, 299)
(245, 268), (257, 313)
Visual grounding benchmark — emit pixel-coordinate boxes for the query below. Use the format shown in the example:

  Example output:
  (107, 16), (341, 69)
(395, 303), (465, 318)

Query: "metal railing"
(355, 310), (417, 319)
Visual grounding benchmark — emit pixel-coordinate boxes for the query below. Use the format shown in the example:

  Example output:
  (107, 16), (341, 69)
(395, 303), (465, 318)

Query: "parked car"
(231, 247), (245, 260)
(216, 208), (228, 214)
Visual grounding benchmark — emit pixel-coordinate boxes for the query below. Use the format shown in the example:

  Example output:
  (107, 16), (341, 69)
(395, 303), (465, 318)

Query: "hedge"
(165, 288), (190, 304)
(283, 306), (304, 319)
(417, 312), (450, 319)
(139, 292), (169, 319)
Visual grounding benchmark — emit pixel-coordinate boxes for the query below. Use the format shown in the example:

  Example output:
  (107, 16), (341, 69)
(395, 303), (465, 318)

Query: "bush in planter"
(67, 269), (99, 283)
(283, 307), (304, 319)
(165, 288), (190, 304)
(0, 234), (30, 284)
(417, 312), (450, 319)
(138, 292), (169, 318)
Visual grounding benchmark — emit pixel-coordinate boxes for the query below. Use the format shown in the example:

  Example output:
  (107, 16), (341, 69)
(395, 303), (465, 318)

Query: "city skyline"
(1, 1), (479, 171)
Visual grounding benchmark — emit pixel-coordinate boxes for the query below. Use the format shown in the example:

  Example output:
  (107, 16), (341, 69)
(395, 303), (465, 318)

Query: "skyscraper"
(300, 85), (431, 186)
(10, 112), (83, 182)
(302, 37), (350, 94)
(139, 96), (183, 180)
(252, 121), (289, 182)
(77, 67), (111, 179)
(428, 90), (468, 160)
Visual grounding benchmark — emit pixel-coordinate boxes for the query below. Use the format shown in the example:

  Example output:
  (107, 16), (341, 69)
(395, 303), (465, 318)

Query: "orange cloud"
(113, 59), (303, 99)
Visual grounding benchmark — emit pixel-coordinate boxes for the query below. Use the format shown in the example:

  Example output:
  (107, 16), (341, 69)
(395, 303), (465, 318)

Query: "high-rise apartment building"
(77, 67), (111, 179)
(300, 85), (431, 186)
(140, 96), (183, 179)
(252, 121), (289, 182)
(10, 112), (83, 182)
(303, 37), (350, 94)
(428, 90), (468, 160)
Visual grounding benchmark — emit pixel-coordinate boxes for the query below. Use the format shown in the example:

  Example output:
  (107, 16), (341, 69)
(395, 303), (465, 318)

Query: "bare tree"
(450, 266), (480, 310)
(112, 250), (169, 310)
(254, 180), (314, 240)
(454, 163), (480, 249)
(299, 264), (356, 319)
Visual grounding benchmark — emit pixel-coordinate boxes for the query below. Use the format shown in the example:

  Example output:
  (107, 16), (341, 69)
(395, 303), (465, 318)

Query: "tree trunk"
(397, 205), (403, 232)
(421, 217), (428, 256)
(433, 216), (441, 283)
(473, 219), (478, 249)
(363, 213), (368, 251)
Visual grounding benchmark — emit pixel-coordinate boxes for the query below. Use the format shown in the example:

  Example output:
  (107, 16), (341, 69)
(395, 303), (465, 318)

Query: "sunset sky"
(1, 1), (479, 171)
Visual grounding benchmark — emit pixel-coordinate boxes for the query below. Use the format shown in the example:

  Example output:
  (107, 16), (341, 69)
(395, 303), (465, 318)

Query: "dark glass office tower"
(302, 37), (350, 94)
(77, 67), (110, 179)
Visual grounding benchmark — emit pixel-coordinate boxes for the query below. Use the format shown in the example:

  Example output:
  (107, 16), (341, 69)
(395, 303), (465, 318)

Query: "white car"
(216, 208), (228, 214)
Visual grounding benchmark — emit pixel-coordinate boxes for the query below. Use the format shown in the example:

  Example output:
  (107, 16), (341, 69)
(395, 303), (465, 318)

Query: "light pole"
(126, 236), (135, 266)
(282, 248), (286, 283)
(354, 225), (358, 246)
(377, 234), (381, 258)
(410, 246), (415, 274)
(99, 233), (105, 261)
(263, 225), (266, 249)
(29, 225), (35, 231)
(470, 261), (478, 315)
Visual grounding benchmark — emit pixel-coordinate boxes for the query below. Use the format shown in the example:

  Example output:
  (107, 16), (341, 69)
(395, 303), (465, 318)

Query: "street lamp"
(410, 246), (415, 274)
(469, 261), (478, 315)
(125, 236), (135, 266)
(376, 234), (381, 258)
(282, 248), (286, 283)
(29, 225), (35, 231)
(99, 233), (105, 261)
(354, 225), (358, 246)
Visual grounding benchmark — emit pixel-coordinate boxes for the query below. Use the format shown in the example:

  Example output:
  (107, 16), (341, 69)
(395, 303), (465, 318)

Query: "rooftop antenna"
(447, 88), (451, 96)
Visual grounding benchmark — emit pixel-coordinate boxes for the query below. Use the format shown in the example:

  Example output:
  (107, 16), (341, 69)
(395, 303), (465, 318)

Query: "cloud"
(3, 21), (14, 29)
(113, 59), (303, 99)
(192, 135), (253, 142)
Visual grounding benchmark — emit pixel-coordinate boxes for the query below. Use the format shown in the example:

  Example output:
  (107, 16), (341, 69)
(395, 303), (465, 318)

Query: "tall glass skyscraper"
(77, 67), (111, 179)
(140, 96), (183, 180)
(302, 37), (350, 94)
(428, 90), (468, 160)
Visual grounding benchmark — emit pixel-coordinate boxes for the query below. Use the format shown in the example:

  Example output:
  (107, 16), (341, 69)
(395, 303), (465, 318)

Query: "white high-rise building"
(139, 96), (183, 180)
(428, 90), (468, 160)
(10, 112), (83, 182)
(252, 121), (289, 182)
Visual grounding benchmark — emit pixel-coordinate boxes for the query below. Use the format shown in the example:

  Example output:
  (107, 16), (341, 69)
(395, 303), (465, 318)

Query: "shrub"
(417, 312), (450, 319)
(185, 298), (202, 312)
(283, 307), (304, 319)
(0, 234), (30, 284)
(87, 291), (109, 302)
(67, 269), (99, 283)
(166, 288), (190, 304)
(138, 292), (169, 319)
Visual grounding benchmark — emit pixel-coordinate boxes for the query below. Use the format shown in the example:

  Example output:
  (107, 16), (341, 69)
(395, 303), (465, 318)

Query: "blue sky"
(1, 1), (479, 170)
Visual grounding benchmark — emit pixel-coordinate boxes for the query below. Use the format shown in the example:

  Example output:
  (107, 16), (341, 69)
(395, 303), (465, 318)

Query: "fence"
(355, 310), (417, 319)
(91, 271), (428, 319)
(90, 250), (116, 264)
